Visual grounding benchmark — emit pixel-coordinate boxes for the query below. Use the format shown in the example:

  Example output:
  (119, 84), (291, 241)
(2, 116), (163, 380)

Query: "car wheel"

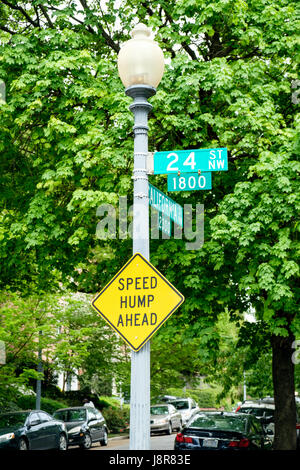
(80, 433), (92, 450)
(19, 438), (28, 450)
(100, 429), (108, 446)
(166, 422), (172, 435)
(58, 433), (68, 451)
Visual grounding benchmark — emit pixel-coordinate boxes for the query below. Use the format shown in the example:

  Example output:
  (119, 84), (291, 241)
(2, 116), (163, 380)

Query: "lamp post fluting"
(118, 24), (164, 450)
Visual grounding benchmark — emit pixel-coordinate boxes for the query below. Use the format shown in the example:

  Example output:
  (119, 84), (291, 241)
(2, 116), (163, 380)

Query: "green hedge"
(165, 388), (219, 408)
(15, 395), (69, 414)
(102, 406), (130, 434)
(61, 390), (100, 408)
(97, 396), (122, 410)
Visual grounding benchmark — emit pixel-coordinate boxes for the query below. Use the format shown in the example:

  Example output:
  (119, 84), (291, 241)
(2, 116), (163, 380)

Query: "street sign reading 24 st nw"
(154, 148), (228, 174)
(91, 253), (184, 352)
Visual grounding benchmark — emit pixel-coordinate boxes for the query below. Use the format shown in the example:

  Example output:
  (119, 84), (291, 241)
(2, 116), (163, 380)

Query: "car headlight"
(69, 426), (82, 434)
(0, 433), (15, 443)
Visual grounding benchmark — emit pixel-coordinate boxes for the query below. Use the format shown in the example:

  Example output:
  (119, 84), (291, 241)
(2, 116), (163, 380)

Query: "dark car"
(53, 406), (108, 450)
(174, 411), (271, 450)
(0, 410), (68, 450)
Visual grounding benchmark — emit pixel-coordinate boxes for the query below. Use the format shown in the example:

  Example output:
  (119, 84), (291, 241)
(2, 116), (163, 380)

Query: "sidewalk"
(109, 433), (129, 441)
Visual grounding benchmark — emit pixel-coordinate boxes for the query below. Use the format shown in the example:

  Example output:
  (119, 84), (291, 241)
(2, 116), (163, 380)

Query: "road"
(89, 433), (175, 451)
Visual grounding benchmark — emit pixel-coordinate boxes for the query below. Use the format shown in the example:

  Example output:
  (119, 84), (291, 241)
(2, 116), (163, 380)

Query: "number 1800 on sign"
(167, 172), (212, 192)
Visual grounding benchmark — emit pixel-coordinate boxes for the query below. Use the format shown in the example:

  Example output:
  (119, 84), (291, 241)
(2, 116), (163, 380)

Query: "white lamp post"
(118, 23), (164, 450)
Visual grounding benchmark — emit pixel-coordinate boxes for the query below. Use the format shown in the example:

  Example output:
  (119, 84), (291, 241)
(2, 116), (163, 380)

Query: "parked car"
(150, 404), (182, 435)
(235, 398), (275, 440)
(237, 397), (300, 449)
(236, 398), (275, 420)
(174, 411), (272, 450)
(159, 395), (179, 403)
(169, 398), (199, 426)
(53, 406), (108, 450)
(0, 410), (68, 450)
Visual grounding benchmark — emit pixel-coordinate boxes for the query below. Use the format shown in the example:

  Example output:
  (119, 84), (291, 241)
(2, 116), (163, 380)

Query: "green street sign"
(159, 211), (171, 236)
(149, 183), (183, 227)
(168, 172), (212, 192)
(153, 148), (228, 174)
(150, 207), (171, 237)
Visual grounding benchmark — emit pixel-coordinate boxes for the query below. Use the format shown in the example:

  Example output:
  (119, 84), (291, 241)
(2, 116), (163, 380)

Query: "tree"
(53, 292), (128, 395)
(211, 314), (274, 401)
(0, 291), (128, 403)
(0, 0), (299, 448)
(0, 17), (129, 293)
(209, 139), (299, 448)
(150, 323), (212, 400)
(0, 291), (57, 404)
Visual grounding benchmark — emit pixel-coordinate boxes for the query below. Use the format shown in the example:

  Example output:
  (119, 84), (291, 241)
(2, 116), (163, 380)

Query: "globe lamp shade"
(118, 23), (165, 89)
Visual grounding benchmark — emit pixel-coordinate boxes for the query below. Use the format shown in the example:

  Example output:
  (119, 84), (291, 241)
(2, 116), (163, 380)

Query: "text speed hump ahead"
(91, 253), (185, 352)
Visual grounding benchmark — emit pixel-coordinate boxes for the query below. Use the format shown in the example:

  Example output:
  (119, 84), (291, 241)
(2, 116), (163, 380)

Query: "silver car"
(150, 404), (182, 434)
(169, 398), (199, 426)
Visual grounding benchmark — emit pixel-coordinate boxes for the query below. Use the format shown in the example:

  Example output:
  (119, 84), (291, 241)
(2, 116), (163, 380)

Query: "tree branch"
(8, 330), (36, 363)
(38, 3), (55, 29)
(163, 7), (198, 61)
(33, 5), (40, 28)
(0, 24), (15, 34)
(0, 0), (39, 27)
(77, 0), (119, 53)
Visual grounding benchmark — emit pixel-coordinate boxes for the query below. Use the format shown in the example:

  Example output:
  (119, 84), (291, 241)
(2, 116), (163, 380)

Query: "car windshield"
(54, 409), (86, 422)
(151, 406), (169, 415)
(171, 400), (189, 410)
(0, 412), (28, 428)
(188, 414), (247, 432)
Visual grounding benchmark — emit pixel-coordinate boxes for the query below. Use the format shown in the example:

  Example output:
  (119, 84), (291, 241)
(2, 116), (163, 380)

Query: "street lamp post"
(117, 23), (164, 450)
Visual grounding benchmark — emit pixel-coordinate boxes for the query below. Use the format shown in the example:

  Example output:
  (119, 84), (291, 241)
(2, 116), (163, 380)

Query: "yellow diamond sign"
(91, 253), (184, 352)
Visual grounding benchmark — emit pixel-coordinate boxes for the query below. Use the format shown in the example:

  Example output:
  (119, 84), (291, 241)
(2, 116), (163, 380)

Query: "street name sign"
(149, 183), (183, 227)
(155, 209), (171, 237)
(91, 253), (185, 352)
(153, 148), (228, 174)
(168, 171), (212, 192)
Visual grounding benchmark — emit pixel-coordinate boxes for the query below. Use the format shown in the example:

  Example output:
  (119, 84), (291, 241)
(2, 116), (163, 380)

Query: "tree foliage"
(0, 291), (126, 401)
(0, 0), (299, 448)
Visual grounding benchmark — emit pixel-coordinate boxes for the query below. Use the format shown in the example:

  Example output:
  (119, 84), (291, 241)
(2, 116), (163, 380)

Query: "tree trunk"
(271, 331), (297, 450)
